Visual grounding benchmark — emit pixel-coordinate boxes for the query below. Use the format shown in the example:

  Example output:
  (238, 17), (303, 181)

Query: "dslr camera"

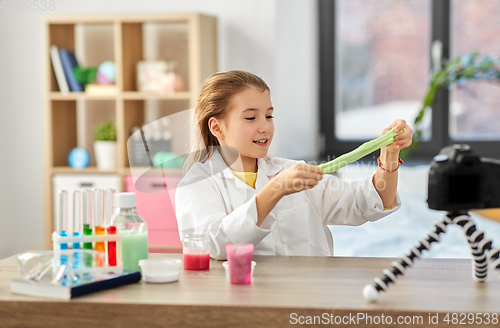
(427, 144), (500, 212)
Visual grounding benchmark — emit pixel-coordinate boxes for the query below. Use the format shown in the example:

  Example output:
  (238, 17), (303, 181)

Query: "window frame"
(319, 0), (500, 161)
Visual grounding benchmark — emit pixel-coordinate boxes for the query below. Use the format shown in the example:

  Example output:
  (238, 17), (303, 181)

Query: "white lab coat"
(175, 150), (401, 260)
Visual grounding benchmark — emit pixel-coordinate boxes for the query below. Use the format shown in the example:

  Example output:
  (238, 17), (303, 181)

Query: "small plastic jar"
(182, 234), (210, 270)
(226, 243), (254, 284)
(139, 258), (182, 283)
(223, 261), (256, 279)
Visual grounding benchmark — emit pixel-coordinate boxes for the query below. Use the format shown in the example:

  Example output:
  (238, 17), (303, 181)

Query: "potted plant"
(403, 52), (500, 158)
(94, 121), (117, 170)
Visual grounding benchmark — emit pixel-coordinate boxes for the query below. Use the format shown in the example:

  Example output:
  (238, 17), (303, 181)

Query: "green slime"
(318, 128), (403, 174)
(120, 230), (148, 272)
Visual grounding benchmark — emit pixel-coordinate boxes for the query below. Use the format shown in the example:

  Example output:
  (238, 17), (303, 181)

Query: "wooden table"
(1, 253), (499, 327)
(472, 209), (500, 223)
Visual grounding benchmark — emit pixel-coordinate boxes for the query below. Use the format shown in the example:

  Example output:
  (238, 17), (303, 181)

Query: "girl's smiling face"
(210, 86), (274, 172)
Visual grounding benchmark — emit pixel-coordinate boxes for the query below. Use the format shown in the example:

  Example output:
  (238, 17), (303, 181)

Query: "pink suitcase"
(124, 174), (183, 252)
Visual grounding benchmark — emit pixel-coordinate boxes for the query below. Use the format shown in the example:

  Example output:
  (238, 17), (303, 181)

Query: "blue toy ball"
(68, 147), (90, 170)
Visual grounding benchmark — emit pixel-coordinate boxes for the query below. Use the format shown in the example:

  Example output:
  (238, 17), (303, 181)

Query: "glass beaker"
(182, 234), (210, 270)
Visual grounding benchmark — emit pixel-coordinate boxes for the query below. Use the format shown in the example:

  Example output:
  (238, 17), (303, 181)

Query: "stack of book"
(50, 45), (118, 96)
(11, 271), (141, 300)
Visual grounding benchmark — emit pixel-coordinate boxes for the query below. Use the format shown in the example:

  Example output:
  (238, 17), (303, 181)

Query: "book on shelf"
(58, 49), (84, 92)
(50, 45), (70, 93)
(85, 83), (119, 96)
(11, 270), (141, 300)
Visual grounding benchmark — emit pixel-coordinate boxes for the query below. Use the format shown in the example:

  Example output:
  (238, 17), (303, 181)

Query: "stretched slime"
(319, 128), (403, 174)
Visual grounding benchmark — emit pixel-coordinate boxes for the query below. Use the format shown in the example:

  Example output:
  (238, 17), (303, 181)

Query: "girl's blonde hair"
(183, 70), (270, 173)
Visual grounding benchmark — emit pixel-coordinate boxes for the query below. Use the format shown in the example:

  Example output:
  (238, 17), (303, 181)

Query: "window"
(450, 0), (500, 140)
(320, 0), (500, 160)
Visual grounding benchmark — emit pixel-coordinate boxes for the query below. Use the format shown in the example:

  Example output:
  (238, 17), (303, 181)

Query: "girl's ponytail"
(183, 108), (211, 173)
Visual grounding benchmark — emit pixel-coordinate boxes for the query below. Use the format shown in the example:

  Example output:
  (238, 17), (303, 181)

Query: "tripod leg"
(454, 214), (500, 281)
(452, 215), (489, 281)
(489, 248), (500, 276)
(363, 216), (451, 302)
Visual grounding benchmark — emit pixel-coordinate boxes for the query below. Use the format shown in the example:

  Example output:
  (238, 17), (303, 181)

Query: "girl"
(175, 70), (413, 260)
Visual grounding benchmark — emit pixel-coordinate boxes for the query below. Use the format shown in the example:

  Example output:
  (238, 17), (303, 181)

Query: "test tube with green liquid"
(82, 189), (94, 267)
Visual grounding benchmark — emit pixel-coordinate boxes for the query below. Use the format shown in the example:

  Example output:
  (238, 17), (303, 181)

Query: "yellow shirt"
(231, 171), (257, 189)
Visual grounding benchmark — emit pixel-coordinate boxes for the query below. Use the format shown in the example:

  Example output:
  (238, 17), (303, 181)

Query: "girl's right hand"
(269, 163), (323, 197)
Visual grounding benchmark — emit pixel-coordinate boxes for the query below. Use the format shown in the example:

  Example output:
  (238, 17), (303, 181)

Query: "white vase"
(94, 141), (116, 170)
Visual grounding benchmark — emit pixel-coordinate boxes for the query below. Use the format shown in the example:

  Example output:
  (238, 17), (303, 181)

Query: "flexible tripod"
(363, 212), (500, 302)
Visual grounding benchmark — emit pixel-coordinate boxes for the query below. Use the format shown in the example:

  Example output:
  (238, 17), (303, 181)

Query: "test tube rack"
(52, 232), (123, 275)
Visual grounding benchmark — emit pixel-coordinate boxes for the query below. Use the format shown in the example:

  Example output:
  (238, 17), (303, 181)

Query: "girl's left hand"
(381, 119), (413, 154)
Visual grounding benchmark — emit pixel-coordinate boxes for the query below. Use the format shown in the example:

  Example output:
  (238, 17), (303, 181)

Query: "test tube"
(94, 189), (106, 267)
(73, 191), (82, 245)
(105, 188), (117, 266)
(72, 190), (82, 269)
(57, 190), (68, 267)
(57, 190), (68, 243)
(105, 188), (115, 223)
(82, 189), (93, 267)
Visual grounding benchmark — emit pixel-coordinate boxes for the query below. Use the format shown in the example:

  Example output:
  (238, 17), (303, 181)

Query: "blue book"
(59, 49), (83, 92)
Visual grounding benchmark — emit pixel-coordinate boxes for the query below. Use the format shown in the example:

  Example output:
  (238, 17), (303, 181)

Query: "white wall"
(0, 0), (318, 259)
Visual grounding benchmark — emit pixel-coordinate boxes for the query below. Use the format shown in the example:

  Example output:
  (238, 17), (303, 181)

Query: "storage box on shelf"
(44, 13), (218, 250)
(124, 174), (183, 252)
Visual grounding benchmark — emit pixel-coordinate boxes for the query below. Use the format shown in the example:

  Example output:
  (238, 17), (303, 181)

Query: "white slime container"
(138, 258), (182, 283)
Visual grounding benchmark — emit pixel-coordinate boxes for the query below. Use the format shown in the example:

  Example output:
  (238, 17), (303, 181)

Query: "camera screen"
(448, 173), (480, 204)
